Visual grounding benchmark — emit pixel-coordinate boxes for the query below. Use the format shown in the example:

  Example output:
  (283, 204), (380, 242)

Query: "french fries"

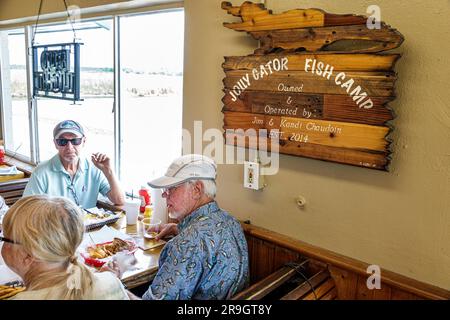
(0, 285), (26, 300)
(87, 238), (131, 259)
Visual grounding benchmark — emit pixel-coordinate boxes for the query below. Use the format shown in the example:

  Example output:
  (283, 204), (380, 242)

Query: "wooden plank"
(281, 270), (329, 300)
(303, 278), (336, 300)
(390, 288), (419, 300)
(242, 223), (450, 300)
(223, 53), (400, 72)
(324, 94), (394, 125)
(224, 70), (396, 97)
(329, 265), (359, 300)
(223, 112), (390, 152)
(372, 284), (392, 300)
(222, 1), (367, 32)
(5, 197), (22, 206)
(250, 238), (264, 283)
(273, 245), (301, 271)
(356, 274), (375, 300)
(226, 131), (389, 170)
(232, 266), (298, 300)
(222, 91), (394, 126)
(251, 24), (404, 54)
(321, 287), (338, 300)
(0, 178), (29, 192)
(222, 2), (325, 32)
(0, 189), (24, 199)
(250, 238), (275, 283)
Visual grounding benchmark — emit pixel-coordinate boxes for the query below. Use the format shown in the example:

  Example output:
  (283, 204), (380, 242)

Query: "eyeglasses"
(162, 183), (187, 196)
(55, 138), (83, 147)
(0, 236), (20, 245)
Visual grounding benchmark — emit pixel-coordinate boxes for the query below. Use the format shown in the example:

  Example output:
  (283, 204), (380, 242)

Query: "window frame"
(0, 8), (184, 183)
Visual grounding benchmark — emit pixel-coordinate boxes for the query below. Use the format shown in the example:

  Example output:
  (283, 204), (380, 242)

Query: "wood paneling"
(241, 222), (450, 300)
(0, 178), (29, 206)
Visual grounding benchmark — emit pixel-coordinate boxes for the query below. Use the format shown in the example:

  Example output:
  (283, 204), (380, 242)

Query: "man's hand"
(150, 223), (179, 241)
(100, 259), (122, 278)
(91, 153), (112, 173)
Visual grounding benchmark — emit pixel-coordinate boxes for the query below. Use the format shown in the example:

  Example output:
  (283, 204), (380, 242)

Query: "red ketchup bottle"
(139, 186), (151, 213)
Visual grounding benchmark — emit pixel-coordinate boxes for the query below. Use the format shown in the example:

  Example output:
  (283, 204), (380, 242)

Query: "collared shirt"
(142, 201), (249, 300)
(23, 154), (111, 208)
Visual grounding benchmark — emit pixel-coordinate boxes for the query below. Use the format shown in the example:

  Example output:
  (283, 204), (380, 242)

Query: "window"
(119, 10), (184, 191)
(0, 29), (31, 160)
(33, 20), (115, 164)
(0, 9), (184, 194)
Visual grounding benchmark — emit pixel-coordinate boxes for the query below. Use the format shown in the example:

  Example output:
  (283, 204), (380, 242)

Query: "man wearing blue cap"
(23, 120), (124, 208)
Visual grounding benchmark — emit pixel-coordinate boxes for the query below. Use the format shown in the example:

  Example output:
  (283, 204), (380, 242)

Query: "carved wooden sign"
(221, 1), (404, 170)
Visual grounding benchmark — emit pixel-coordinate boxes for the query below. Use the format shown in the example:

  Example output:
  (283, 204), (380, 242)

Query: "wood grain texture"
(281, 270), (330, 300)
(225, 131), (389, 170)
(221, 1), (403, 170)
(232, 267), (298, 300)
(223, 111), (391, 152)
(223, 53), (401, 72)
(222, 1), (368, 32)
(241, 223), (450, 300)
(251, 23), (404, 54)
(224, 70), (396, 97)
(222, 91), (395, 126)
(303, 278), (336, 300)
(222, 2), (325, 32)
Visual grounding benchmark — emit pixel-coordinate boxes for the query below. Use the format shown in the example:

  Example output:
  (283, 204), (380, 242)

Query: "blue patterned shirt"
(142, 201), (249, 300)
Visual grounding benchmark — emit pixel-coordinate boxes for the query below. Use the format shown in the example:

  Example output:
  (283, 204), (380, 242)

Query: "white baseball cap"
(148, 154), (217, 189)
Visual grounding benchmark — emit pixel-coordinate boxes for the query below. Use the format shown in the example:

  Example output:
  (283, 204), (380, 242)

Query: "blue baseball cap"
(53, 120), (85, 139)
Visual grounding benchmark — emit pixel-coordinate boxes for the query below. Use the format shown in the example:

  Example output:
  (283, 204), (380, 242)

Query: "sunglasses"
(0, 236), (19, 245)
(55, 138), (83, 147)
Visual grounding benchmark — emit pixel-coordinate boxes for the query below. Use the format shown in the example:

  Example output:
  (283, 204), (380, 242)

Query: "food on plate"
(83, 209), (116, 220)
(0, 285), (26, 300)
(87, 237), (132, 259)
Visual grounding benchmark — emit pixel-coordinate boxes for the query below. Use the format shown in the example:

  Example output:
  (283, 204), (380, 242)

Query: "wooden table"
(0, 165), (25, 183)
(107, 214), (163, 289)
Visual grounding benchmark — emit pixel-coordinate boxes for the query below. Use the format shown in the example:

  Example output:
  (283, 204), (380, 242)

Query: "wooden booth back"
(237, 223), (450, 300)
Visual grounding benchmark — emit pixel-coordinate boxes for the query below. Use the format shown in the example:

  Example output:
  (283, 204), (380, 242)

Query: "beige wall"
(183, 0), (450, 289)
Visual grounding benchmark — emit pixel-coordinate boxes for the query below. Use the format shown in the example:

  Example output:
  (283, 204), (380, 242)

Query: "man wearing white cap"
(138, 154), (249, 300)
(23, 120), (124, 208)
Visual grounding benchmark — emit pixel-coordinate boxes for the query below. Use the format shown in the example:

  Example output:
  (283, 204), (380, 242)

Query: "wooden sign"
(221, 1), (404, 171)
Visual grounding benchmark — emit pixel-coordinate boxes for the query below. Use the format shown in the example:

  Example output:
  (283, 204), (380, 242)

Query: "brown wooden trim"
(241, 222), (450, 300)
(232, 266), (298, 300)
(281, 270), (330, 300)
(5, 158), (33, 176)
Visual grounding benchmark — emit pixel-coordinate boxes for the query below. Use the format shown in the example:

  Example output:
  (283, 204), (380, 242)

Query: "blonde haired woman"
(0, 195), (129, 300)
